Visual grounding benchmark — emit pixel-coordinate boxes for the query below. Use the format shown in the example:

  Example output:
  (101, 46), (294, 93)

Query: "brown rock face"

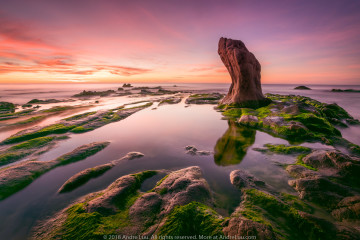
(218, 37), (269, 107)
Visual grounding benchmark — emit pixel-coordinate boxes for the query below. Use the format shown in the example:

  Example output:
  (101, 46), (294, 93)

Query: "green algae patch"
(52, 171), (157, 238)
(280, 193), (313, 213)
(59, 164), (113, 193)
(3, 124), (76, 144)
(0, 142), (110, 200)
(262, 144), (311, 154)
(12, 115), (46, 125)
(65, 111), (96, 121)
(9, 137), (55, 150)
(296, 154), (318, 171)
(70, 126), (94, 133)
(220, 93), (359, 149)
(0, 152), (28, 166)
(56, 142), (109, 166)
(0, 137), (56, 166)
(158, 202), (224, 236)
(62, 203), (102, 240)
(241, 189), (328, 239)
(42, 106), (75, 113)
(0, 109), (35, 121)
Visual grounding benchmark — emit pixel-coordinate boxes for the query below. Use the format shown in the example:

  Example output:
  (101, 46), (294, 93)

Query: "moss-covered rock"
(186, 93), (224, 104)
(0, 136), (56, 166)
(157, 202), (224, 236)
(219, 94), (360, 152)
(0, 101), (15, 114)
(254, 144), (311, 154)
(0, 142), (109, 200)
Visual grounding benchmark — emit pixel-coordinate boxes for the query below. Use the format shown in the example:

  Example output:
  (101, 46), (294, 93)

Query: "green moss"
(70, 126), (94, 133)
(57, 170), (157, 238)
(59, 165), (113, 193)
(62, 203), (102, 240)
(158, 202), (224, 236)
(155, 174), (169, 187)
(65, 111), (96, 121)
(12, 115), (46, 125)
(222, 108), (243, 118)
(0, 152), (28, 165)
(42, 106), (75, 113)
(0, 142), (110, 200)
(296, 154), (318, 171)
(9, 137), (55, 150)
(3, 124), (76, 144)
(132, 170), (157, 184)
(263, 144), (311, 154)
(242, 189), (327, 239)
(0, 109), (35, 120)
(56, 142), (109, 166)
(158, 188), (168, 195)
(280, 193), (313, 213)
(290, 113), (341, 136)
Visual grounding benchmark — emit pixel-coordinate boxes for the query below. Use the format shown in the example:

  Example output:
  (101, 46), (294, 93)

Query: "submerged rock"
(185, 145), (212, 156)
(218, 37), (269, 107)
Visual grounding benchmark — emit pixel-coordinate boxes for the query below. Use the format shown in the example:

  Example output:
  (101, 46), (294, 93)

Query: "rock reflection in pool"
(214, 120), (256, 166)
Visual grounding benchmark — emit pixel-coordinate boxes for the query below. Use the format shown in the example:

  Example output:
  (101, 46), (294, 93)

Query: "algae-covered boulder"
(32, 166), (221, 238)
(227, 169), (359, 239)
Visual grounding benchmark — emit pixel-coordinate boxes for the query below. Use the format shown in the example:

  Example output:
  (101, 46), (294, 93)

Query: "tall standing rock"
(218, 37), (269, 107)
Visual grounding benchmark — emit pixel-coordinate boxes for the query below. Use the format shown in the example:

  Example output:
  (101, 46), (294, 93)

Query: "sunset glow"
(1, 0), (360, 84)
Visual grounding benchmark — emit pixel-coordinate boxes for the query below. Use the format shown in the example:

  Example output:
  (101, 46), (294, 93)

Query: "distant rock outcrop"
(294, 85), (311, 90)
(218, 37), (269, 107)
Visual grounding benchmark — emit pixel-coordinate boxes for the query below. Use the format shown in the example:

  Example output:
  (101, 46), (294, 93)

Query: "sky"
(0, 0), (360, 84)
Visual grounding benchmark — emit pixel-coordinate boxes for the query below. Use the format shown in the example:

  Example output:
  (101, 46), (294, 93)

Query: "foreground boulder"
(31, 166), (221, 238)
(218, 37), (269, 107)
(227, 169), (360, 239)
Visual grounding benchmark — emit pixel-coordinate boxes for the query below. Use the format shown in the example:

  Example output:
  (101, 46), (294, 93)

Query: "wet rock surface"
(185, 145), (212, 156)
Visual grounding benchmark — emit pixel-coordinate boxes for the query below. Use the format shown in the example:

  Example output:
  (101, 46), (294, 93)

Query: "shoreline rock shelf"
(220, 93), (360, 154)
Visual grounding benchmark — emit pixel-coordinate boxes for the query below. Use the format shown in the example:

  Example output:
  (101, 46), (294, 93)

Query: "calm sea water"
(0, 83), (359, 239)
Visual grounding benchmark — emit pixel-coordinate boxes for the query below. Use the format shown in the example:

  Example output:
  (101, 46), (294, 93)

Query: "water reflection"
(214, 120), (256, 166)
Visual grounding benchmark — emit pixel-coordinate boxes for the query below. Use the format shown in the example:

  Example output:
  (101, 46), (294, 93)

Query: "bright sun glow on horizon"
(0, 0), (360, 85)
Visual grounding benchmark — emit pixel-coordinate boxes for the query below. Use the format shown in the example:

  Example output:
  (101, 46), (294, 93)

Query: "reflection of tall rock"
(214, 120), (256, 166)
(218, 37), (269, 107)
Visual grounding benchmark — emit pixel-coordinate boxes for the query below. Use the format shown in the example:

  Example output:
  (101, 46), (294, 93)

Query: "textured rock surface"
(223, 217), (276, 240)
(218, 37), (268, 106)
